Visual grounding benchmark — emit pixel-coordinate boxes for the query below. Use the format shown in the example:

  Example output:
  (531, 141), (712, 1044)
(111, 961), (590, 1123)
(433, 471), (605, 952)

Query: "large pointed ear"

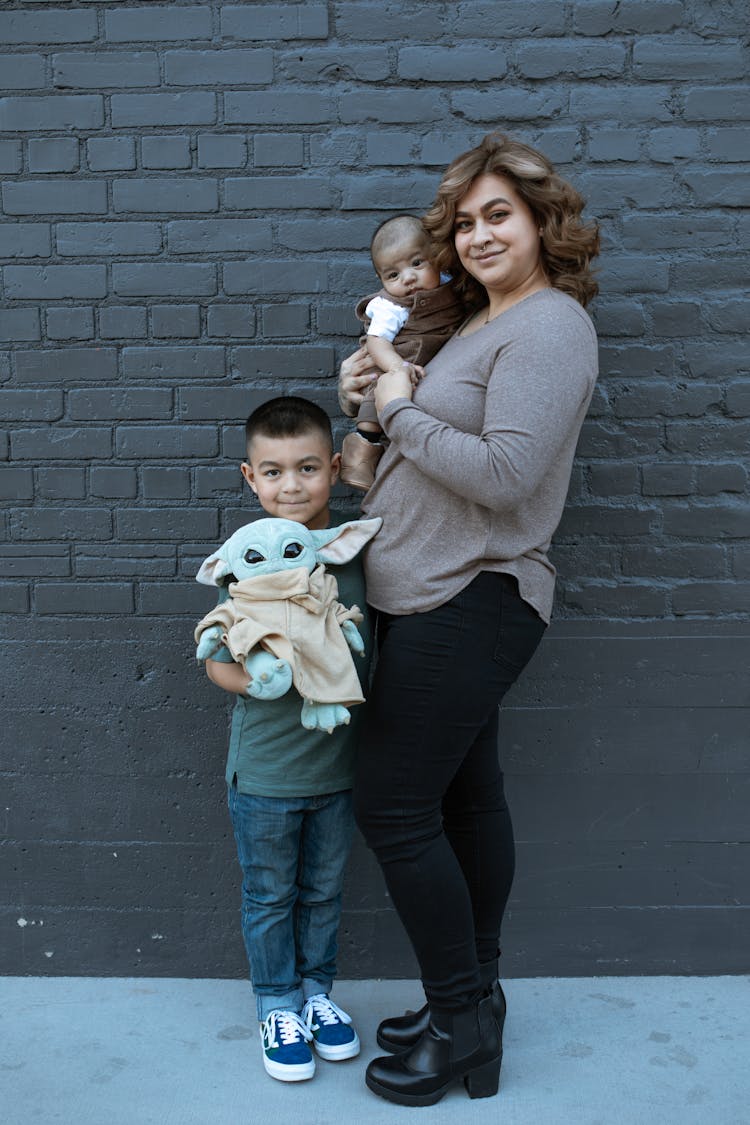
(311, 517), (382, 565)
(196, 551), (233, 587)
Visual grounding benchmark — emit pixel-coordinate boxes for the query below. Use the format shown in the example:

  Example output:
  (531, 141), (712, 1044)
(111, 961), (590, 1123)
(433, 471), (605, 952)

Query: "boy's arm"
(202, 586), (247, 695)
(206, 657), (250, 695)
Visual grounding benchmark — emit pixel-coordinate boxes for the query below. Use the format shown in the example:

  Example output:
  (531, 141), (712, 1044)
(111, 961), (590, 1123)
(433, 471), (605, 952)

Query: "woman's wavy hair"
(423, 132), (600, 309)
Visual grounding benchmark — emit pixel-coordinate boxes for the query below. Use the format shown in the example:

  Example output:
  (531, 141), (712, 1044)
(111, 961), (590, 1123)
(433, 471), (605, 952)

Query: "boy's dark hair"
(245, 396), (333, 454)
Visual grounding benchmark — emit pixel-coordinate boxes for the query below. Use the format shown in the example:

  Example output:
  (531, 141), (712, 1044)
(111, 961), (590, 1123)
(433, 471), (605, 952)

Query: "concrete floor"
(2, 976), (749, 1125)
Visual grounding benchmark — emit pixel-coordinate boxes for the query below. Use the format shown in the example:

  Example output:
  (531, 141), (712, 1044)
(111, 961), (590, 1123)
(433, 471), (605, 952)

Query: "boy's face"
(241, 430), (340, 531)
(374, 236), (441, 299)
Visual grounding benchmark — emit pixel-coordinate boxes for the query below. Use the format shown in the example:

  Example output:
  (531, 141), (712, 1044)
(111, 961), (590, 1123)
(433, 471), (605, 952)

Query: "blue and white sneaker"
(302, 994), (361, 1061)
(259, 1009), (315, 1082)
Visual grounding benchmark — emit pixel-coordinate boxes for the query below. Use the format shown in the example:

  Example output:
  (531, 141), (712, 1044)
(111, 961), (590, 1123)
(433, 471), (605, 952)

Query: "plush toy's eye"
(243, 549), (265, 565)
(283, 542), (304, 559)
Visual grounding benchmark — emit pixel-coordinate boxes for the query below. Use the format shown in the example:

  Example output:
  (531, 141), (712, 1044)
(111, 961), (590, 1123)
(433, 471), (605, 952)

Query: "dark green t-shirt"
(210, 511), (371, 797)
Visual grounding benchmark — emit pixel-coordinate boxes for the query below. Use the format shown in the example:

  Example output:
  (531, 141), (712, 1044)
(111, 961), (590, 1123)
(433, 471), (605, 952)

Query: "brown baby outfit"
(355, 280), (466, 426)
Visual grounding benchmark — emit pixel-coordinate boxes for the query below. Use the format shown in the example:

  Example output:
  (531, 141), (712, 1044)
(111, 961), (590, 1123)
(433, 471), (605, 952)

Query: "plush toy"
(195, 516), (382, 733)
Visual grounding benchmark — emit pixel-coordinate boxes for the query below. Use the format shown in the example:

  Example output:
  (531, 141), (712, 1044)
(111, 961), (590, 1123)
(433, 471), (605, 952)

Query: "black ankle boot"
(376, 959), (507, 1053)
(366, 994), (501, 1107)
(376, 1001), (431, 1052)
(480, 958), (507, 1038)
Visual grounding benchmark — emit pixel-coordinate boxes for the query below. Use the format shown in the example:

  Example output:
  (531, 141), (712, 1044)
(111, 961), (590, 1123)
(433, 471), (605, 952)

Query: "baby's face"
(375, 236), (441, 299)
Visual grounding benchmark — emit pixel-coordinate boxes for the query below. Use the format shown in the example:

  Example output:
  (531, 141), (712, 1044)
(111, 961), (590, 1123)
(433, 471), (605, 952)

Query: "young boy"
(340, 213), (466, 491)
(205, 396), (370, 1083)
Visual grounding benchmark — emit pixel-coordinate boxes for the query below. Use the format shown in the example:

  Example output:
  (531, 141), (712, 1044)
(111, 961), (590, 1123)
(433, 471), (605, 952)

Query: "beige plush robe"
(195, 564), (364, 707)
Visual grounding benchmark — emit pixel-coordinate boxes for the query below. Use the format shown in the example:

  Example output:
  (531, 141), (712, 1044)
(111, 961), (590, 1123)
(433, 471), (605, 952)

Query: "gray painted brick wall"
(1, 0), (748, 979)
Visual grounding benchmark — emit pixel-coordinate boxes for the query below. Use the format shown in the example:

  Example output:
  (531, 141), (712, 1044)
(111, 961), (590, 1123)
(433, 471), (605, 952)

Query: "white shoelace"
(302, 993), (352, 1030)
(262, 1009), (312, 1049)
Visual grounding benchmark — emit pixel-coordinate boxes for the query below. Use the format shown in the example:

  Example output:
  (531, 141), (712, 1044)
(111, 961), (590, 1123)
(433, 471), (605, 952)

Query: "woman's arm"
(337, 346), (379, 416)
(379, 310), (598, 511)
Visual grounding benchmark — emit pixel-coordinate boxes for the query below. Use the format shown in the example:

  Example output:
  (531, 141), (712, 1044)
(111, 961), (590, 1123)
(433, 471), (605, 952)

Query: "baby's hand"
(395, 361), (424, 387)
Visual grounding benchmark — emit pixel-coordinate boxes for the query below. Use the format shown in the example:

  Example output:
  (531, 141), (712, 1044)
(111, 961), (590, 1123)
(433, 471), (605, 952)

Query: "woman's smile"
(471, 248), (506, 263)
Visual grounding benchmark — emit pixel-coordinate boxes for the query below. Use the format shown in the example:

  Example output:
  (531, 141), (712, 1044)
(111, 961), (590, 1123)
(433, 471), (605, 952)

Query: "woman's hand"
(338, 346), (378, 417)
(375, 363), (419, 414)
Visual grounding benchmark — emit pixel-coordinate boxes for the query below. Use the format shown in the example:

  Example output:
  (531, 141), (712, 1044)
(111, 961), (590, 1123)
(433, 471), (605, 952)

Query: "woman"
(339, 132), (600, 1107)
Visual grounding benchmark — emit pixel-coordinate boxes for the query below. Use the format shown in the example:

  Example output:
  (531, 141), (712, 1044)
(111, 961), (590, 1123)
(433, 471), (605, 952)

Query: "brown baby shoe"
(340, 432), (384, 492)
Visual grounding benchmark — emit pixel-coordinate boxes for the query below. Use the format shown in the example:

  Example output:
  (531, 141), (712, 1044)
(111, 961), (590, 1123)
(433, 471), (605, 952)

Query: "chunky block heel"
(464, 1054), (501, 1099)
(365, 994), (501, 1106)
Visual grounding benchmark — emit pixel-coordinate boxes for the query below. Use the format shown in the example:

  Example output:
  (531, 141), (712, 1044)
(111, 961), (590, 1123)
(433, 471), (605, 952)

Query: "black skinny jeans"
(354, 571), (546, 1010)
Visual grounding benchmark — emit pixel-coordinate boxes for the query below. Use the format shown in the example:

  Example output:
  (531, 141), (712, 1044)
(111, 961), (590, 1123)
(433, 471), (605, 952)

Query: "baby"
(340, 214), (466, 491)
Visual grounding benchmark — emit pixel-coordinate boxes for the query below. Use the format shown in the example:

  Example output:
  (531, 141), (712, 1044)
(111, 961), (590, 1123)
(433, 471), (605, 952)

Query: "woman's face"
(453, 173), (545, 299)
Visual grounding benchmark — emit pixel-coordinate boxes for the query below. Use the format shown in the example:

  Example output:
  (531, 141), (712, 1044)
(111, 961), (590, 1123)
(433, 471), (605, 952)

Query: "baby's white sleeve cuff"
(365, 296), (410, 341)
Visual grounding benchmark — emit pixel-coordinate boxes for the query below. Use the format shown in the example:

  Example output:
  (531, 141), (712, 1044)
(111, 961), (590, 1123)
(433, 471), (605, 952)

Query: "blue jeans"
(227, 786), (355, 1021)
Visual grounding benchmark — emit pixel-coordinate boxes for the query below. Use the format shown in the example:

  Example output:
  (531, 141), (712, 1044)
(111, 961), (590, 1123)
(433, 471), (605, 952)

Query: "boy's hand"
(244, 650), (293, 700)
